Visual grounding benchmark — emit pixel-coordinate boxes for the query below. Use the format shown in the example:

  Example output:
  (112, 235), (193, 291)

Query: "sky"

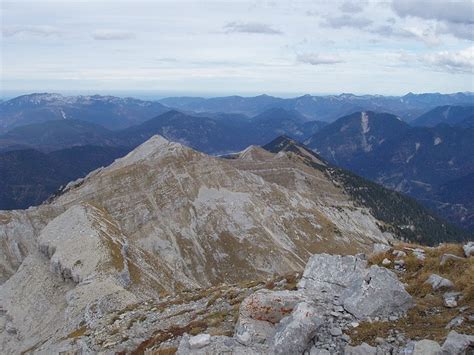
(1, 0), (473, 97)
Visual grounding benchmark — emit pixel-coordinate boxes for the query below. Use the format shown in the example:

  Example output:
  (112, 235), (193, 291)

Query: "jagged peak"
(263, 135), (327, 166)
(236, 145), (274, 161)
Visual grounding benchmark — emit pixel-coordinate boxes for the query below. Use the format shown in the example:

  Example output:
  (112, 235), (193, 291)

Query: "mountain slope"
(0, 119), (116, 152)
(263, 136), (469, 244)
(412, 105), (474, 127)
(0, 93), (169, 132)
(0, 146), (129, 209)
(305, 111), (474, 230)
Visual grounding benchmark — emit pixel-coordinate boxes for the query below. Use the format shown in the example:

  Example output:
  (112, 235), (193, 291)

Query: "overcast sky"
(1, 0), (473, 97)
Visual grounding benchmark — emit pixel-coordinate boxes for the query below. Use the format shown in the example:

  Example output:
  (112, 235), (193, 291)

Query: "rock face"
(298, 254), (413, 319)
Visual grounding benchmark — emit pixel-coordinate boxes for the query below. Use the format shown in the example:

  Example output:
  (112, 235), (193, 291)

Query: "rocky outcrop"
(298, 254), (413, 319)
(176, 252), (415, 354)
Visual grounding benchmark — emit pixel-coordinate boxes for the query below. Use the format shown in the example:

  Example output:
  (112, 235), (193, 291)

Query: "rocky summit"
(0, 135), (472, 354)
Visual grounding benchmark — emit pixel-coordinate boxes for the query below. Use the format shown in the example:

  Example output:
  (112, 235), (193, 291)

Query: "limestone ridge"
(0, 134), (464, 353)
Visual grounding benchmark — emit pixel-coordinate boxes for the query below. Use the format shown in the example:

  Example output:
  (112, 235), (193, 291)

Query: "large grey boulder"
(298, 254), (367, 300)
(441, 330), (474, 354)
(342, 266), (414, 319)
(269, 302), (324, 355)
(413, 339), (442, 355)
(299, 253), (413, 319)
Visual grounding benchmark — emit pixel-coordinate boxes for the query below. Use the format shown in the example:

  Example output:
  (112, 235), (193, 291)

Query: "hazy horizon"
(2, 89), (474, 102)
(2, 0), (473, 95)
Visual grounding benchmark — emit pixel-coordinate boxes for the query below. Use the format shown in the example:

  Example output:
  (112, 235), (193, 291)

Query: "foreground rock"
(464, 242), (474, 257)
(299, 254), (413, 319)
(177, 252), (415, 354)
(441, 330), (474, 354)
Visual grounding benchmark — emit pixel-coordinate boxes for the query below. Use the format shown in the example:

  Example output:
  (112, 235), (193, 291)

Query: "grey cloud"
(439, 22), (474, 41)
(322, 15), (373, 29)
(371, 25), (414, 39)
(92, 30), (136, 40)
(224, 22), (282, 35)
(392, 0), (473, 40)
(2, 25), (61, 37)
(423, 47), (473, 73)
(339, 1), (365, 14)
(297, 53), (344, 65)
(392, 0), (473, 24)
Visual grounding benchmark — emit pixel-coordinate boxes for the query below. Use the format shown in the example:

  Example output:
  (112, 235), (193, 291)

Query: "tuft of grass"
(65, 326), (87, 339)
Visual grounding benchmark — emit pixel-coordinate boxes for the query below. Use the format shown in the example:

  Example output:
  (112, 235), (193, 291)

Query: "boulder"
(235, 318), (274, 346)
(298, 254), (367, 300)
(238, 289), (306, 324)
(413, 339), (442, 355)
(443, 292), (462, 308)
(188, 333), (211, 349)
(441, 331), (474, 354)
(235, 289), (304, 345)
(440, 254), (465, 266)
(342, 266), (414, 319)
(445, 316), (464, 329)
(269, 302), (324, 355)
(425, 274), (454, 290)
(393, 250), (407, 258)
(463, 242), (474, 257)
(382, 258), (391, 266)
(344, 342), (377, 355)
(298, 253), (413, 319)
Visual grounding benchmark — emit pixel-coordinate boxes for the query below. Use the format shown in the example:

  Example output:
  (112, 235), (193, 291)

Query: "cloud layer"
(1, 0), (473, 95)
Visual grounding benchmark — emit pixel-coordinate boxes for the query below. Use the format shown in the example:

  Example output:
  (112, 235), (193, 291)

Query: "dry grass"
(65, 326), (87, 339)
(352, 242), (474, 345)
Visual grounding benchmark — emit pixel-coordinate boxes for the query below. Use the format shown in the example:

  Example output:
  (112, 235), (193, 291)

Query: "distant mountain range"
(159, 92), (474, 122)
(0, 93), (169, 132)
(305, 111), (474, 230)
(0, 108), (327, 155)
(1, 93), (473, 135)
